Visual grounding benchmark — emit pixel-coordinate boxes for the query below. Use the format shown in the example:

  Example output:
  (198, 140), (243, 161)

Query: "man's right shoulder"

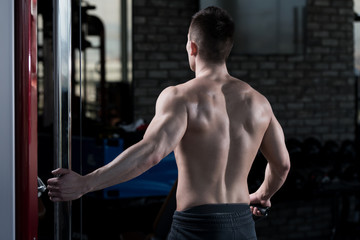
(234, 79), (272, 109)
(252, 88), (271, 106)
(243, 84), (273, 120)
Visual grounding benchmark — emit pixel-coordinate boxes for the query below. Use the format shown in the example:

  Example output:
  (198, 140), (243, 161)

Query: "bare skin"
(48, 34), (290, 216)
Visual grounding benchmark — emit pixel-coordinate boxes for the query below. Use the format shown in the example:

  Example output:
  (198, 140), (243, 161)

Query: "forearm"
(84, 140), (161, 193)
(257, 163), (289, 200)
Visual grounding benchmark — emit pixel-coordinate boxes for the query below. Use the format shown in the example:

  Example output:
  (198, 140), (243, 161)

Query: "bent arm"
(48, 87), (187, 201)
(256, 114), (290, 202)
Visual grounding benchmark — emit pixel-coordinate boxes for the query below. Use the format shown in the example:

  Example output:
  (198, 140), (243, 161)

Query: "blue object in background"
(72, 136), (104, 174)
(103, 138), (178, 199)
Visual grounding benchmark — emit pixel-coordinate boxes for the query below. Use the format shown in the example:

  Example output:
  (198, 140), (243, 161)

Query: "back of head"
(190, 6), (235, 63)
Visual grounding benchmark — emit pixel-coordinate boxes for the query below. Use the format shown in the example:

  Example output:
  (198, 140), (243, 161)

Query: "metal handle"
(37, 177), (46, 197)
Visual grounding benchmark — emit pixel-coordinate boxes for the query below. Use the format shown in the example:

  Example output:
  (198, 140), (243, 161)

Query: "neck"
(195, 61), (229, 78)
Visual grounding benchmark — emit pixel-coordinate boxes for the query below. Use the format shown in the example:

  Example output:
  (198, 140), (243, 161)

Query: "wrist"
(82, 173), (94, 194)
(256, 186), (271, 202)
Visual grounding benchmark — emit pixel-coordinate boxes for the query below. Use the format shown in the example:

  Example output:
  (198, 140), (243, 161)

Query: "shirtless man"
(48, 6), (290, 239)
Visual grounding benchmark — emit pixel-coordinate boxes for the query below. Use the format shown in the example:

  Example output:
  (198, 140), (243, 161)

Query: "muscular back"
(174, 75), (272, 211)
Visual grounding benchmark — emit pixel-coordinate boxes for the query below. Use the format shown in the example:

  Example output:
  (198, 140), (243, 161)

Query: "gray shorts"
(167, 203), (257, 240)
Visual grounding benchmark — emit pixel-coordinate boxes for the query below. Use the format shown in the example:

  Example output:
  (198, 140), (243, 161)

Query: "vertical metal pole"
(121, 0), (128, 83)
(53, 0), (72, 239)
(78, 1), (83, 239)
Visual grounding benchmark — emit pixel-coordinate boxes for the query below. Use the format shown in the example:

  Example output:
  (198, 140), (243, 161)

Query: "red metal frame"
(15, 0), (38, 239)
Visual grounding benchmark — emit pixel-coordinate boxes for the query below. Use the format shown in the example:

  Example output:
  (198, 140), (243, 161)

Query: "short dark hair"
(189, 6), (234, 63)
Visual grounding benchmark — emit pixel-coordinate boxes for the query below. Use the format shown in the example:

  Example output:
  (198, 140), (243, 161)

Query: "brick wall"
(132, 0), (197, 119)
(132, 0), (356, 142)
(254, 192), (360, 240)
(255, 197), (334, 240)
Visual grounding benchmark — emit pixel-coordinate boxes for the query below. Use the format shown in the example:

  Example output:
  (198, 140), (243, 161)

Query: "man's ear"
(190, 41), (198, 56)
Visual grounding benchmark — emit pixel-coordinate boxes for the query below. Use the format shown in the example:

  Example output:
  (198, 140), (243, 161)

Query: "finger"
(48, 190), (60, 199)
(256, 207), (264, 216)
(253, 207), (258, 215)
(256, 209), (262, 216)
(47, 184), (60, 191)
(254, 207), (260, 216)
(51, 168), (70, 176)
(49, 196), (63, 202)
(251, 207), (255, 215)
(47, 177), (60, 186)
(49, 191), (78, 202)
(252, 207), (261, 216)
(48, 190), (68, 201)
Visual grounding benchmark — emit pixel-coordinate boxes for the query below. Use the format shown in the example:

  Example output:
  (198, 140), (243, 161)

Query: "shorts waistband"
(182, 203), (250, 214)
(172, 203), (254, 230)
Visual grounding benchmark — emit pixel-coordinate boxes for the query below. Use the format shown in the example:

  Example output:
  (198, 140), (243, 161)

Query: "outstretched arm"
(48, 87), (187, 201)
(250, 113), (290, 213)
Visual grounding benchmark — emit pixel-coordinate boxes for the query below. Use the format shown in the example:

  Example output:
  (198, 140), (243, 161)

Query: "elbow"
(283, 162), (290, 178)
(271, 152), (290, 180)
(285, 152), (291, 170)
(147, 153), (162, 167)
(140, 136), (169, 169)
(281, 153), (291, 177)
(145, 142), (163, 168)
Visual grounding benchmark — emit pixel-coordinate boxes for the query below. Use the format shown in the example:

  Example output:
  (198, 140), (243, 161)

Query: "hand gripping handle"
(251, 204), (270, 217)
